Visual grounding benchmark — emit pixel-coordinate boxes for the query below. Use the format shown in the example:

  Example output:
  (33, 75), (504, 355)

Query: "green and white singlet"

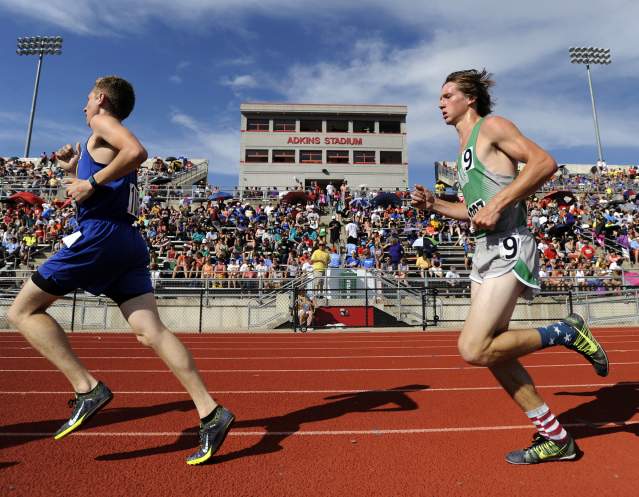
(456, 118), (540, 293)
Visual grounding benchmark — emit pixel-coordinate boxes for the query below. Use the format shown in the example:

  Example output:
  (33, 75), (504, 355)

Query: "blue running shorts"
(33, 219), (152, 304)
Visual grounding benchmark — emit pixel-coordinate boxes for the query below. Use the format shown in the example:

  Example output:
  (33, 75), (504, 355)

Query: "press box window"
(300, 120), (322, 132)
(327, 150), (349, 164)
(380, 151), (402, 164)
(327, 120), (348, 133)
(353, 151), (376, 164)
(353, 120), (374, 133)
(246, 118), (269, 131)
(274, 119), (296, 132)
(272, 150), (296, 163)
(245, 149), (269, 163)
(300, 150), (322, 164)
(379, 121), (401, 133)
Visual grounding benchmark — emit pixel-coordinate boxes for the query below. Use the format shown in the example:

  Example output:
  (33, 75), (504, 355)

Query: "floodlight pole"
(569, 46), (610, 165)
(17, 35), (63, 158)
(584, 64), (604, 164)
(25, 53), (44, 158)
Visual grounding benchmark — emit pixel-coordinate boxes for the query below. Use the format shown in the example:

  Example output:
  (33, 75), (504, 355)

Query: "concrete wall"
(1, 291), (637, 333)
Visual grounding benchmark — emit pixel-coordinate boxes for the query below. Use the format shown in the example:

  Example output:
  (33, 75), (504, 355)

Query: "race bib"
(499, 234), (520, 261)
(62, 231), (82, 248)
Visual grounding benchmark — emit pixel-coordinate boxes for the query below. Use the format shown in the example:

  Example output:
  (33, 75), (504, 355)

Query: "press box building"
(239, 103), (408, 191)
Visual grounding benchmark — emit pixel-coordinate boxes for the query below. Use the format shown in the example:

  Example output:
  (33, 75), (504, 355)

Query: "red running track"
(0, 329), (638, 497)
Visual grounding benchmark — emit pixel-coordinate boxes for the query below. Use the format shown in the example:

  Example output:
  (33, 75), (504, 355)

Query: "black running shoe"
(505, 434), (578, 464)
(54, 381), (113, 440)
(186, 406), (235, 465)
(562, 313), (609, 377)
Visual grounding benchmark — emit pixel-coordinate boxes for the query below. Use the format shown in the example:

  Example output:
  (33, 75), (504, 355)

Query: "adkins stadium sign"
(286, 136), (364, 145)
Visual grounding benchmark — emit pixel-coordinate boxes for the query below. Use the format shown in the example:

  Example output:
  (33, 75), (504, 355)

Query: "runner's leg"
(457, 272), (542, 366)
(460, 275), (544, 411)
(7, 279), (98, 393)
(119, 292), (216, 418)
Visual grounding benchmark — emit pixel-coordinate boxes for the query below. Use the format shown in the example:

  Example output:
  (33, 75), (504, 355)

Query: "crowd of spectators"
(0, 199), (77, 274)
(0, 155), (66, 196)
(2, 154), (639, 295)
(137, 181), (425, 289)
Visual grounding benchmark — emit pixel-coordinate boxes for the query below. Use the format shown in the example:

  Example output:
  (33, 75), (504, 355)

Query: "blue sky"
(1, 0), (637, 188)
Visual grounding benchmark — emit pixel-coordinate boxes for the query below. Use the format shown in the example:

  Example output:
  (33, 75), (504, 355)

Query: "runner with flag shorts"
(411, 69), (609, 464)
(8, 76), (233, 465)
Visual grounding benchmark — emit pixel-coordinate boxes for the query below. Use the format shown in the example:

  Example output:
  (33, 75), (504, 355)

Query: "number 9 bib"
(499, 235), (520, 261)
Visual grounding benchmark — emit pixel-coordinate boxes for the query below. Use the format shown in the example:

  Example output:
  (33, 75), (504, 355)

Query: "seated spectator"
(269, 260), (285, 288)
(172, 250), (189, 278)
(345, 250), (359, 268)
(580, 240), (596, 261)
(428, 259), (443, 278)
(445, 265), (460, 287)
(415, 250), (431, 279)
(213, 258), (227, 287)
(395, 257), (409, 283)
(201, 257), (214, 279)
(328, 247), (342, 268)
(227, 258), (240, 288)
(360, 248), (376, 270)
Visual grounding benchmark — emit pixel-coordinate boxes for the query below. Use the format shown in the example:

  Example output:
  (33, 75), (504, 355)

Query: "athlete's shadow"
(555, 381), (639, 439)
(96, 384), (428, 462)
(0, 400), (195, 455)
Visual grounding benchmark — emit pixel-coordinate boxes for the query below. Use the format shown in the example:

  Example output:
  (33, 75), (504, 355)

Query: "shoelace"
(531, 439), (563, 458)
(67, 398), (78, 408)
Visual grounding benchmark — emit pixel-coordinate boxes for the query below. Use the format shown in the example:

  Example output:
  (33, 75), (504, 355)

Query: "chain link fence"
(1, 275), (638, 332)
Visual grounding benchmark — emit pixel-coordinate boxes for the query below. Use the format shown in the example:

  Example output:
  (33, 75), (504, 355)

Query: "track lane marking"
(2, 420), (637, 438)
(0, 382), (635, 395)
(3, 340), (639, 351)
(2, 361), (639, 373)
(2, 349), (639, 360)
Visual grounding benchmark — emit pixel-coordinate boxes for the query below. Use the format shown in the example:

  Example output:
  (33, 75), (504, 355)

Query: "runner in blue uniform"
(8, 76), (233, 465)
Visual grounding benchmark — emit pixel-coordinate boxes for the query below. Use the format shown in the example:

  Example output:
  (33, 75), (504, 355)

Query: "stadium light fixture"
(568, 46), (611, 165)
(16, 36), (64, 157)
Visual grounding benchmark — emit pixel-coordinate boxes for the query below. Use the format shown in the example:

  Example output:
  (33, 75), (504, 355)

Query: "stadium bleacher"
(1, 154), (638, 294)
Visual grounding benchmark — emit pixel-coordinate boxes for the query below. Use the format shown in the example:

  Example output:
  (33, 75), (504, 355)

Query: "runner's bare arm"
(88, 114), (148, 184)
(411, 184), (469, 220)
(63, 115), (147, 203)
(472, 117), (556, 230)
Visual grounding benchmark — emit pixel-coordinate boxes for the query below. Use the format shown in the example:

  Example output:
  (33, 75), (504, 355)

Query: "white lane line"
(0, 382), (635, 395)
(0, 335), (464, 346)
(0, 336), (463, 341)
(1, 420), (637, 438)
(0, 333), (636, 344)
(3, 340), (462, 351)
(2, 362), (638, 373)
(4, 340), (639, 351)
(2, 349), (639, 360)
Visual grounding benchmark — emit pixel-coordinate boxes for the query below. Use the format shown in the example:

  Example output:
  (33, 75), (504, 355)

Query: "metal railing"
(2, 272), (636, 332)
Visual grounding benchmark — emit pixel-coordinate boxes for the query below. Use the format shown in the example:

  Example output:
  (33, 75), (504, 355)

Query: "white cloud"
(257, 2), (639, 165)
(169, 75), (182, 84)
(4, 0), (636, 172)
(157, 110), (239, 177)
(221, 74), (258, 90)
